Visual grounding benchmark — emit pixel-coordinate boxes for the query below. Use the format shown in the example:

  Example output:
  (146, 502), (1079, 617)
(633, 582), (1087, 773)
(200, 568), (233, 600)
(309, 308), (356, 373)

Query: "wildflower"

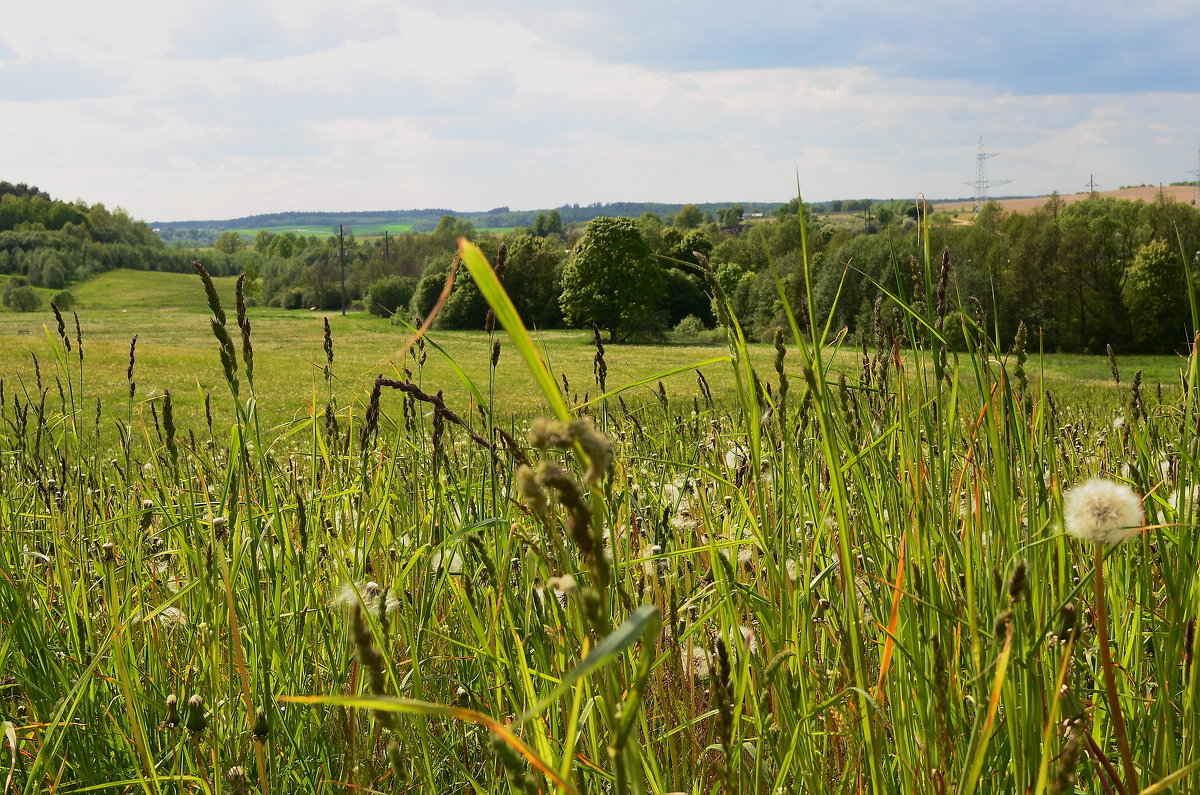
(548, 573), (577, 594)
(156, 606), (188, 629)
(429, 548), (463, 575)
(732, 625), (759, 657)
(332, 581), (394, 614)
(681, 643), (712, 680)
(724, 443), (748, 470)
(1063, 478), (1143, 546)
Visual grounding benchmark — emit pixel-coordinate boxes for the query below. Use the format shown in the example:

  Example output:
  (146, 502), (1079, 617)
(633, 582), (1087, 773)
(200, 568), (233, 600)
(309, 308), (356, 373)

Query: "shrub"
(366, 275), (416, 318)
(281, 287), (305, 310)
(4, 284), (40, 312)
(673, 314), (708, 337)
(52, 290), (76, 310)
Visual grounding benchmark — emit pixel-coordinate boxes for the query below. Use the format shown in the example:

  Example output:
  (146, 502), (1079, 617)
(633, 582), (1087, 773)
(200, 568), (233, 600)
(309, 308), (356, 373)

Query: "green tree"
(366, 275), (417, 318)
(532, 209), (565, 238)
(560, 217), (663, 341)
(503, 233), (565, 328)
(254, 230), (274, 253)
(410, 257), (452, 321)
(674, 204), (703, 229)
(1123, 239), (1190, 352)
(214, 231), (247, 254)
(3, 277), (40, 312)
(717, 204), (744, 228)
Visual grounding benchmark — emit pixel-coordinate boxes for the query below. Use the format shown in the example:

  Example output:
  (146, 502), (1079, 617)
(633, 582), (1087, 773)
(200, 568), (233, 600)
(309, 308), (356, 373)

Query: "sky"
(1, 0), (1198, 222)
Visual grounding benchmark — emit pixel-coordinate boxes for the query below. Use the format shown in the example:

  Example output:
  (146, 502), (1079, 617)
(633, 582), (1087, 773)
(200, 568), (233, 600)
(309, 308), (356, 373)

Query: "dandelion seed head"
(1063, 478), (1143, 546)
(681, 643), (711, 680)
(156, 606), (188, 628)
(548, 574), (577, 595)
(429, 548), (463, 575)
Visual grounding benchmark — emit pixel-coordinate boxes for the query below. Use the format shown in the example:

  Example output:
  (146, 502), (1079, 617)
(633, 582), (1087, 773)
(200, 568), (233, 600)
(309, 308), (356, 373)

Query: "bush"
(366, 275), (416, 318)
(52, 290), (76, 310)
(673, 314), (709, 337)
(4, 284), (40, 312)
(281, 288), (305, 310)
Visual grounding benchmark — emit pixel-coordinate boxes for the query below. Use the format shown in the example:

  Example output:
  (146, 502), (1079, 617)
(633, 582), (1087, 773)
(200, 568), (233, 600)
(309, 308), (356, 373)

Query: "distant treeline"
(151, 201), (795, 245)
(230, 195), (1200, 354)
(6, 179), (1200, 354)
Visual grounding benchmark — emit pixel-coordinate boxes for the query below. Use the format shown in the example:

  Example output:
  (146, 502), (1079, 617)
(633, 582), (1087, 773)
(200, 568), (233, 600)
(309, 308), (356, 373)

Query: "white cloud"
(1, 2), (1197, 219)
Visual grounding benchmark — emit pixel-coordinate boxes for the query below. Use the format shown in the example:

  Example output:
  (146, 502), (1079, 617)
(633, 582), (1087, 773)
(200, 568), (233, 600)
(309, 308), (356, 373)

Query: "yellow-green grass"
(0, 269), (1181, 438)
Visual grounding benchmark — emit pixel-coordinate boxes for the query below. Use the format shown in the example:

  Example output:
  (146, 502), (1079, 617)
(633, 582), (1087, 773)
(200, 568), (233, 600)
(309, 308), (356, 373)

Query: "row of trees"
(348, 194), (1200, 353)
(5, 180), (1199, 353)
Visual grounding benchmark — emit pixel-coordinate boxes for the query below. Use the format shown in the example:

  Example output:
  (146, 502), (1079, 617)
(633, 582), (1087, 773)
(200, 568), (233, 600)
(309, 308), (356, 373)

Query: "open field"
(0, 268), (1186, 434)
(3, 261), (1200, 792)
(933, 184), (1198, 215)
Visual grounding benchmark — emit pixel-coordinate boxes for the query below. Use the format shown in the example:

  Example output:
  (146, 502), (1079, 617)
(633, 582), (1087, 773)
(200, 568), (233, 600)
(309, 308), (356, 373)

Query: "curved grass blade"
(280, 693), (578, 795)
(517, 604), (661, 727)
(458, 239), (570, 421)
(1136, 760), (1200, 795)
(571, 357), (731, 411)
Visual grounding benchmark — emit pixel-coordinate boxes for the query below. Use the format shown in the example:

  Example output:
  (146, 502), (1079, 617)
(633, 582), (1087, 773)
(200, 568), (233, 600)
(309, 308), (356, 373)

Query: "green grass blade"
(518, 604), (661, 727)
(458, 239), (570, 421)
(280, 693), (579, 794)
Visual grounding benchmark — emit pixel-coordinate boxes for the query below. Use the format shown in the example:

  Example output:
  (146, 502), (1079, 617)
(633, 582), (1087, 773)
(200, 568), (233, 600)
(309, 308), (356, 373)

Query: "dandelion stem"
(1094, 545), (1139, 794)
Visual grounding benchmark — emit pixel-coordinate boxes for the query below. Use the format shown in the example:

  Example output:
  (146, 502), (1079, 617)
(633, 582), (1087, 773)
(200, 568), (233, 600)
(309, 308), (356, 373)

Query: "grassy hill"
(68, 269), (240, 311)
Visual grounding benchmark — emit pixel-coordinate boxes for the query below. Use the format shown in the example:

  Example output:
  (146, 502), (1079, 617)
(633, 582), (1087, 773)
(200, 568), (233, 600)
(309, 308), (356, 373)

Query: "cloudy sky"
(2, 1), (1197, 221)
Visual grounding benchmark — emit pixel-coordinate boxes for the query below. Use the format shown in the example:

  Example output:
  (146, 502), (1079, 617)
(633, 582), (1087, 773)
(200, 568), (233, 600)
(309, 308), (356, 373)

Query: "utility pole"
(338, 224), (347, 316)
(383, 230), (390, 270)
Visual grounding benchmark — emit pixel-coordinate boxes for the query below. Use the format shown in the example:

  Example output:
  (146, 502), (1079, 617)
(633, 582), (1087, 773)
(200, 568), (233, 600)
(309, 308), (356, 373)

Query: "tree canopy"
(560, 217), (663, 341)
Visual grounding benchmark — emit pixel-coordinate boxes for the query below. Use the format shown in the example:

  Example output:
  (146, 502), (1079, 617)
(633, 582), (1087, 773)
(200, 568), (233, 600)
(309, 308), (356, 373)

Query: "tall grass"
(1, 212), (1199, 795)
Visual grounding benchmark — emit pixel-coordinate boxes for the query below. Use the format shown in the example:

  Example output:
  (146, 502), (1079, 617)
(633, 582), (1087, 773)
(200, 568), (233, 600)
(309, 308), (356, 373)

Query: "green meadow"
(1, 258), (1199, 793)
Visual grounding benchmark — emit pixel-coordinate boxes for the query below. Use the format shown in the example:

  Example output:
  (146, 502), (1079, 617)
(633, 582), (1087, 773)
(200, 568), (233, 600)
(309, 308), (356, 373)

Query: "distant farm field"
(932, 184), (1197, 214)
(227, 222), (415, 239)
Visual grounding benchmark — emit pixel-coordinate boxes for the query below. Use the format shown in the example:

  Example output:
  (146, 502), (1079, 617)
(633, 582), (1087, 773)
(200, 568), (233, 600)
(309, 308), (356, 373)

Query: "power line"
(963, 137), (1013, 213)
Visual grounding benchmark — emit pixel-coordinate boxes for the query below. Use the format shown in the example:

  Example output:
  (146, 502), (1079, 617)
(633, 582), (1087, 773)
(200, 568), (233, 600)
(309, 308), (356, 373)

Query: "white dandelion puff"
(1063, 478), (1143, 546)
(548, 574), (577, 595)
(680, 643), (712, 681)
(156, 606), (188, 628)
(332, 581), (392, 614)
(429, 548), (464, 575)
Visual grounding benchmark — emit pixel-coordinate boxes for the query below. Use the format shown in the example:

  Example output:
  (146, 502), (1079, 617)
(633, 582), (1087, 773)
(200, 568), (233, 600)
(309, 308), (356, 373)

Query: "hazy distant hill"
(152, 202), (788, 245)
(933, 185), (1197, 214)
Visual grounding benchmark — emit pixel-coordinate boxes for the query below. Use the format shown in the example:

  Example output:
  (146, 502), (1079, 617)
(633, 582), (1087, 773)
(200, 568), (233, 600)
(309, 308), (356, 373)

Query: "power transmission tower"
(1192, 145), (1200, 206)
(963, 137), (1013, 213)
(1087, 173), (1100, 196)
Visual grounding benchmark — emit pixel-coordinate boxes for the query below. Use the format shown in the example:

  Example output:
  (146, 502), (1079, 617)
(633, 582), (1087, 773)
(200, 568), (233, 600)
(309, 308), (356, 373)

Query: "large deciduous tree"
(560, 217), (663, 342)
(214, 231), (247, 254)
(674, 204), (703, 229)
(1123, 239), (1191, 353)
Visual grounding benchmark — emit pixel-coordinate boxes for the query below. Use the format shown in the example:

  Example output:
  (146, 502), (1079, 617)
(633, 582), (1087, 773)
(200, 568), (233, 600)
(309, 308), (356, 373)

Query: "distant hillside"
(933, 185), (1197, 214)
(152, 202), (788, 245)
